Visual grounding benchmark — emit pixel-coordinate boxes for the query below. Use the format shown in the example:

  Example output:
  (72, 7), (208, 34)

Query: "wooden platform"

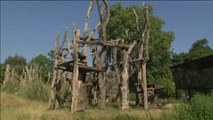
(57, 60), (103, 73)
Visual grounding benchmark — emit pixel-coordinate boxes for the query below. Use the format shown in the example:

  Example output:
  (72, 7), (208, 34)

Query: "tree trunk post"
(71, 24), (80, 113)
(3, 64), (10, 84)
(121, 50), (129, 110)
(47, 32), (60, 110)
(120, 40), (136, 110)
(142, 63), (148, 110)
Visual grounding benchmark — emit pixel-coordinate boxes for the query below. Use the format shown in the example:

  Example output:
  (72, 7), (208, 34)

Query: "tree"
(172, 38), (213, 66)
(187, 38), (213, 60)
(0, 64), (6, 86)
(4, 55), (27, 75)
(171, 52), (188, 65)
(107, 3), (175, 96)
(29, 54), (53, 82)
(47, 49), (55, 60)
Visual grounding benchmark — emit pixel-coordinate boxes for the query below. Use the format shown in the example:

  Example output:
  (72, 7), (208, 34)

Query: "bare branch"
(127, 40), (137, 54)
(133, 9), (140, 32)
(145, 5), (150, 60)
(83, 0), (96, 37)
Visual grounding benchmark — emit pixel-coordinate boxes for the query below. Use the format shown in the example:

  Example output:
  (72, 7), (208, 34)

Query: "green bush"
(128, 92), (136, 101)
(189, 94), (213, 120)
(160, 93), (213, 120)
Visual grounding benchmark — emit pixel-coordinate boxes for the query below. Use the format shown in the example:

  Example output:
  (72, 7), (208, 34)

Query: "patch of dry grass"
(1, 92), (166, 120)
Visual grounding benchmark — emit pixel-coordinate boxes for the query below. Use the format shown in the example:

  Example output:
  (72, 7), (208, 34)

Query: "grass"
(1, 92), (167, 120)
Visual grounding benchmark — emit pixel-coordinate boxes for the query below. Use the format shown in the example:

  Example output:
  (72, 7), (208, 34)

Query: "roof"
(171, 54), (213, 70)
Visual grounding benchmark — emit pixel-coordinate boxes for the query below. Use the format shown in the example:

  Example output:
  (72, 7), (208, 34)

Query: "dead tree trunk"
(48, 32), (60, 110)
(97, 49), (107, 109)
(133, 5), (150, 110)
(120, 41), (136, 110)
(112, 41), (121, 102)
(121, 49), (129, 110)
(95, 0), (110, 110)
(82, 0), (95, 61)
(142, 5), (150, 110)
(3, 64), (10, 84)
(71, 24), (80, 113)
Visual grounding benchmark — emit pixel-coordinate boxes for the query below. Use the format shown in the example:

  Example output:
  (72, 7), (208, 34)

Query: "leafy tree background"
(172, 38), (213, 65)
(187, 38), (213, 60)
(28, 54), (53, 82)
(4, 55), (27, 75)
(107, 3), (175, 97)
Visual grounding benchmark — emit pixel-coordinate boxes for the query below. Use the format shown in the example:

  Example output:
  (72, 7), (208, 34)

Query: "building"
(171, 55), (213, 100)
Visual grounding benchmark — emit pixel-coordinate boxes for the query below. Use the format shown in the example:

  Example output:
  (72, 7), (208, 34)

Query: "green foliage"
(107, 3), (174, 96)
(4, 55), (27, 75)
(128, 92), (136, 101)
(47, 49), (55, 60)
(157, 78), (175, 97)
(187, 38), (213, 60)
(171, 52), (187, 65)
(0, 64), (6, 86)
(2, 65), (50, 102)
(189, 94), (213, 120)
(172, 38), (213, 65)
(29, 54), (53, 82)
(160, 94), (213, 120)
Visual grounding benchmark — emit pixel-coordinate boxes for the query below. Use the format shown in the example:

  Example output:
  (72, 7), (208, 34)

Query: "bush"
(160, 93), (213, 120)
(1, 77), (20, 94)
(19, 79), (50, 102)
(2, 65), (50, 102)
(189, 94), (213, 120)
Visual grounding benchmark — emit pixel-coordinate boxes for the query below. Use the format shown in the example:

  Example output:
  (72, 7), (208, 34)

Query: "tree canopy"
(172, 38), (213, 65)
(188, 38), (213, 60)
(4, 55), (27, 75)
(29, 54), (53, 82)
(107, 3), (175, 96)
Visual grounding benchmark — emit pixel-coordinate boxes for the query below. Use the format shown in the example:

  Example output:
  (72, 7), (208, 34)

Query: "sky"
(1, 1), (213, 63)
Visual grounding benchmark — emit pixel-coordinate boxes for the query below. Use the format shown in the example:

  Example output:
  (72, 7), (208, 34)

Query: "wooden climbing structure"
(47, 0), (151, 112)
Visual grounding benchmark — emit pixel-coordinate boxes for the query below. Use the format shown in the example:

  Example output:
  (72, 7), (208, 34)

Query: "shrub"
(189, 94), (213, 120)
(19, 79), (49, 102)
(160, 93), (213, 120)
(2, 65), (50, 102)
(1, 77), (20, 94)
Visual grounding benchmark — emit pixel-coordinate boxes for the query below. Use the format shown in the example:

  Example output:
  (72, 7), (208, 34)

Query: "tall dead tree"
(71, 24), (80, 113)
(133, 5), (150, 110)
(48, 32), (60, 110)
(96, 0), (110, 110)
(3, 64), (10, 84)
(120, 40), (136, 110)
(143, 5), (150, 110)
(82, 0), (96, 60)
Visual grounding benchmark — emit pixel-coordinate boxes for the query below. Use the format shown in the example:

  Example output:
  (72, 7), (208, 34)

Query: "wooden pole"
(71, 24), (80, 113)
(3, 64), (10, 84)
(121, 50), (129, 110)
(48, 32), (60, 110)
(120, 41), (136, 110)
(142, 5), (150, 110)
(82, 0), (95, 62)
